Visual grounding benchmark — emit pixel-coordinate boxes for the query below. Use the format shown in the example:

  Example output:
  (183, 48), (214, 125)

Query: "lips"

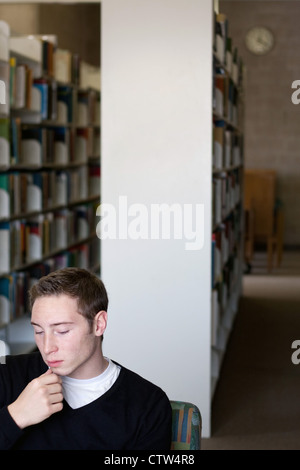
(47, 361), (63, 368)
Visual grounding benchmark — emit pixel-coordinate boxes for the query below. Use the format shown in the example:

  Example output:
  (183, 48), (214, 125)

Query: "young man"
(0, 268), (172, 450)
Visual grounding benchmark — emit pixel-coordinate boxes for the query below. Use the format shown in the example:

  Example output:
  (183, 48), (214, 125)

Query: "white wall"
(101, 0), (213, 437)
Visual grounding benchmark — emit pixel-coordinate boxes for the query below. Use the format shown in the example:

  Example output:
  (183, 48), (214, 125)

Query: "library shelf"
(211, 6), (245, 398)
(0, 24), (101, 355)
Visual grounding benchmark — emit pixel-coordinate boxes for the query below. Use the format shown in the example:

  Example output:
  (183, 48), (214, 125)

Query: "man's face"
(31, 294), (106, 379)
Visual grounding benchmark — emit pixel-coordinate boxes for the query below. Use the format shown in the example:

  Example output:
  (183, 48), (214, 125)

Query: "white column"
(101, 0), (213, 437)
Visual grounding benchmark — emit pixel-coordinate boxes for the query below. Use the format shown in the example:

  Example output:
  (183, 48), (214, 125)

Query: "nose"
(43, 332), (58, 355)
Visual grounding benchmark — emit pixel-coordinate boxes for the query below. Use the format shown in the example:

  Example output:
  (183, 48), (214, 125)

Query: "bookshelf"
(211, 8), (245, 397)
(101, 0), (245, 438)
(0, 23), (101, 355)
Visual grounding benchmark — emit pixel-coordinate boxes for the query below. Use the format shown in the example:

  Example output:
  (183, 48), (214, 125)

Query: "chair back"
(170, 400), (202, 450)
(244, 169), (276, 239)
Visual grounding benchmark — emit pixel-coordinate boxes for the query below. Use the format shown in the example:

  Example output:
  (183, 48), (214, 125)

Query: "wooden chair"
(244, 169), (284, 272)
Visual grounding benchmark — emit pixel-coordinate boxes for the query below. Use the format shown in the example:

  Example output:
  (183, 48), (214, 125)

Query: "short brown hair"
(29, 267), (108, 330)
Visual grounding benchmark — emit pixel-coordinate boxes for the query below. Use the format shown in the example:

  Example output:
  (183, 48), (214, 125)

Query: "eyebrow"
(31, 322), (75, 327)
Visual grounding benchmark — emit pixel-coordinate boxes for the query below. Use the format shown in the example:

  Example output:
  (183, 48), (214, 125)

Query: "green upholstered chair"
(170, 400), (202, 450)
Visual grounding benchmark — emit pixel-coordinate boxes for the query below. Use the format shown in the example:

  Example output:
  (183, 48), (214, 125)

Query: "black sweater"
(0, 352), (172, 450)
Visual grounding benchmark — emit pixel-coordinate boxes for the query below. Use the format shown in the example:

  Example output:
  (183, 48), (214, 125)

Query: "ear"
(94, 310), (107, 337)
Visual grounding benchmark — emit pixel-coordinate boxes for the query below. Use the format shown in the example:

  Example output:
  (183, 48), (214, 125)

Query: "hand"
(8, 369), (63, 429)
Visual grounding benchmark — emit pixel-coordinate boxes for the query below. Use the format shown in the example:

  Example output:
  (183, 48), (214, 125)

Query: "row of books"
(0, 202), (98, 273)
(0, 53), (100, 124)
(211, 209), (242, 289)
(213, 71), (241, 127)
(0, 237), (100, 326)
(9, 66), (100, 126)
(212, 168), (242, 229)
(10, 59), (57, 120)
(213, 11), (244, 88)
(211, 252), (240, 348)
(0, 118), (100, 167)
(0, 165), (100, 219)
(213, 121), (243, 170)
(9, 34), (99, 90)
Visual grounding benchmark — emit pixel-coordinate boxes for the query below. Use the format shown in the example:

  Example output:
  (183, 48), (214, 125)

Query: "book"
(21, 127), (44, 165)
(28, 261), (53, 286)
(213, 126), (224, 170)
(0, 276), (12, 326)
(0, 117), (10, 166)
(53, 127), (69, 165)
(10, 35), (42, 63)
(75, 205), (89, 239)
(54, 209), (68, 249)
(78, 165), (88, 200)
(224, 129), (232, 168)
(77, 90), (89, 126)
(9, 57), (16, 107)
(57, 85), (73, 123)
(88, 90), (100, 125)
(10, 271), (27, 319)
(25, 65), (33, 110)
(71, 53), (80, 86)
(0, 173), (10, 218)
(42, 212), (55, 255)
(89, 164), (100, 197)
(77, 243), (89, 269)
(32, 78), (48, 119)
(10, 219), (23, 269)
(0, 221), (10, 273)
(0, 60), (10, 115)
(47, 78), (57, 121)
(26, 216), (43, 262)
(26, 173), (43, 212)
(74, 128), (88, 163)
(232, 47), (239, 85)
(0, 20), (10, 62)
(93, 127), (100, 156)
(42, 38), (56, 78)
(54, 171), (68, 206)
(54, 48), (72, 83)
(13, 64), (26, 109)
(10, 117), (21, 164)
(9, 172), (20, 216)
(226, 37), (232, 74)
(215, 20), (224, 64)
(80, 61), (100, 91)
(216, 13), (228, 66)
(214, 75), (225, 116)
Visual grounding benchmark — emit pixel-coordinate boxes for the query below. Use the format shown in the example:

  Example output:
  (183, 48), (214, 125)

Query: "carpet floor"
(202, 250), (300, 450)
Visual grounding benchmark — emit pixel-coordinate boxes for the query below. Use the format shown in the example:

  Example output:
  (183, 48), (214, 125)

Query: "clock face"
(245, 27), (274, 55)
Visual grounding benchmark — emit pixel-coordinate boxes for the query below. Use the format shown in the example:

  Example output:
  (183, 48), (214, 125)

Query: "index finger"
(40, 368), (62, 384)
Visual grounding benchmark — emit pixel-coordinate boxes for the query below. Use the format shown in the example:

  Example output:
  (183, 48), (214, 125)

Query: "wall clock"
(245, 27), (274, 55)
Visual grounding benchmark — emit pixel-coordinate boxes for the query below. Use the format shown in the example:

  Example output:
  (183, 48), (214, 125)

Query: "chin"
(47, 362), (70, 376)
